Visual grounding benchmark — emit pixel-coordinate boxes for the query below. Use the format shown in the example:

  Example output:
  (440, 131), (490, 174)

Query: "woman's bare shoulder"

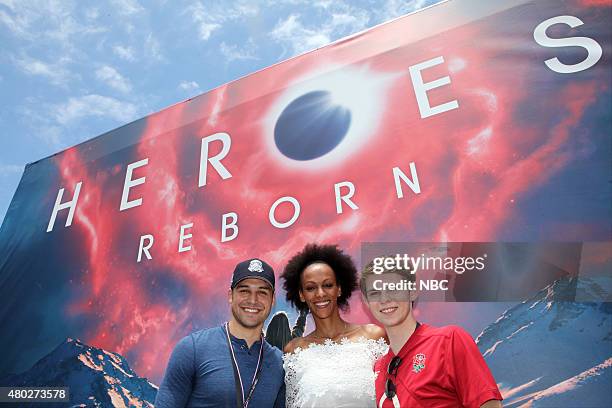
(284, 336), (312, 354)
(358, 323), (387, 341)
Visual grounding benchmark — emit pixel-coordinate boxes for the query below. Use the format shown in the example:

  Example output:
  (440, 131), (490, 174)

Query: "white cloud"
(15, 98), (64, 147)
(178, 80), (200, 92)
(0, 1), (106, 48)
(268, 0), (439, 56)
(376, 0), (436, 23)
(16, 58), (53, 76)
(219, 41), (258, 62)
(38, 125), (64, 147)
(330, 12), (365, 28)
(84, 7), (100, 21)
(45, 14), (106, 44)
(270, 14), (331, 55)
(199, 21), (221, 41)
(185, 1), (259, 42)
(313, 0), (333, 9)
(110, 0), (144, 16)
(0, 164), (24, 175)
(13, 55), (72, 86)
(0, 6), (29, 38)
(225, 2), (258, 19)
(15, 89), (143, 151)
(53, 95), (138, 125)
(95, 65), (132, 93)
(188, 2), (220, 41)
(113, 45), (135, 61)
(268, 0), (373, 56)
(144, 33), (163, 60)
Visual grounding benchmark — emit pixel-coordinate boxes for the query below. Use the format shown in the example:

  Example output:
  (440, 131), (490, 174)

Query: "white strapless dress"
(283, 337), (388, 408)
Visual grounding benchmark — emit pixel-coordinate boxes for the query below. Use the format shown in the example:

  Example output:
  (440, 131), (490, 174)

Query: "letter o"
(269, 196), (301, 229)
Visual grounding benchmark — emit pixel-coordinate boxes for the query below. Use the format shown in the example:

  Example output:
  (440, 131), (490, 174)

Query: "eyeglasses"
(385, 356), (402, 398)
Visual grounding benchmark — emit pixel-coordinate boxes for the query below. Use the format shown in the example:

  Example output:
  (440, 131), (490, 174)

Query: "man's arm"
(273, 377), (286, 408)
(154, 335), (196, 408)
(445, 326), (503, 408)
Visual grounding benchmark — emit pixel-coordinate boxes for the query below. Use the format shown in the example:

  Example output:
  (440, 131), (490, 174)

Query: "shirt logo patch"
(412, 353), (426, 373)
(248, 259), (264, 273)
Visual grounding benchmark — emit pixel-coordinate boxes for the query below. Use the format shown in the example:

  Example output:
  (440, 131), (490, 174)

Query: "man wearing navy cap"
(155, 259), (285, 408)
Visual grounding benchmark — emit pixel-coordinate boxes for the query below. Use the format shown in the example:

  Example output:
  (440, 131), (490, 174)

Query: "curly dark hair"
(281, 243), (358, 312)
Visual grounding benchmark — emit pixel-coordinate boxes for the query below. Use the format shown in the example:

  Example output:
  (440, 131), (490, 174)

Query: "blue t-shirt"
(155, 325), (285, 408)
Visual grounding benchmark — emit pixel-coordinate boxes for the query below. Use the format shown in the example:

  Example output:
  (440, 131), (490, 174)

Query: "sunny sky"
(0, 0), (440, 225)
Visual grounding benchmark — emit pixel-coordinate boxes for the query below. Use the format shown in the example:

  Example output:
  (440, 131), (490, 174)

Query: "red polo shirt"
(374, 324), (502, 408)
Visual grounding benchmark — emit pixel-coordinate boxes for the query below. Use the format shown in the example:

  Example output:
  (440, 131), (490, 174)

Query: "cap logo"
(248, 259), (264, 273)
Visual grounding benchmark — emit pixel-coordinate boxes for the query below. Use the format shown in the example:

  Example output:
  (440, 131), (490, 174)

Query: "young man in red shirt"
(361, 262), (503, 408)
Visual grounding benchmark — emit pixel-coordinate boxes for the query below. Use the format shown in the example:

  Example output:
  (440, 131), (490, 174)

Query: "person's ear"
(299, 289), (305, 303)
(338, 287), (342, 297)
(228, 288), (233, 305)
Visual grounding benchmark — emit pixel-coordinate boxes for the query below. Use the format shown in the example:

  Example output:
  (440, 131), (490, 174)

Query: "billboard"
(0, 0), (610, 406)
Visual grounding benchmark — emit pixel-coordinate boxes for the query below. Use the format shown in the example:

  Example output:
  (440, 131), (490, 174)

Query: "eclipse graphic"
(274, 90), (352, 160)
(264, 65), (397, 169)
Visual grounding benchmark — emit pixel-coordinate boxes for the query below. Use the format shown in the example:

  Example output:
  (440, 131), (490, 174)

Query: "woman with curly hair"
(281, 243), (388, 407)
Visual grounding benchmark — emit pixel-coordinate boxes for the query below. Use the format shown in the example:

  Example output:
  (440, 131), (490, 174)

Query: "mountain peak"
(476, 275), (611, 407)
(2, 338), (157, 407)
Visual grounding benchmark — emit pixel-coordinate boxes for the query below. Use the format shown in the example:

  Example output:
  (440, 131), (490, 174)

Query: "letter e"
(409, 56), (459, 119)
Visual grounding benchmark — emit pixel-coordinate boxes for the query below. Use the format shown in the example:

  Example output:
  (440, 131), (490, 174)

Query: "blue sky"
(0, 0), (439, 225)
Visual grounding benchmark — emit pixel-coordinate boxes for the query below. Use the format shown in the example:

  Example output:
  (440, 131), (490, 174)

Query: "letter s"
(533, 15), (602, 74)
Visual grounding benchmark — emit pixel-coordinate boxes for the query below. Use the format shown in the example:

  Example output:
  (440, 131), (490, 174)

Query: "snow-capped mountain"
(1, 338), (157, 407)
(477, 275), (612, 407)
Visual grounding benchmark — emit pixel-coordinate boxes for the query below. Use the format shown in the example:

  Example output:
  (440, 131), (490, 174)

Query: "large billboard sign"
(1, 0), (610, 406)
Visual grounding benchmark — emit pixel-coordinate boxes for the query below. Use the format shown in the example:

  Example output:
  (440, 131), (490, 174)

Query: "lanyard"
(224, 322), (265, 408)
(378, 394), (400, 408)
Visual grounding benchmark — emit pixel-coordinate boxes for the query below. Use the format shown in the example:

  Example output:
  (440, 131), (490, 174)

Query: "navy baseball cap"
(230, 259), (275, 290)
